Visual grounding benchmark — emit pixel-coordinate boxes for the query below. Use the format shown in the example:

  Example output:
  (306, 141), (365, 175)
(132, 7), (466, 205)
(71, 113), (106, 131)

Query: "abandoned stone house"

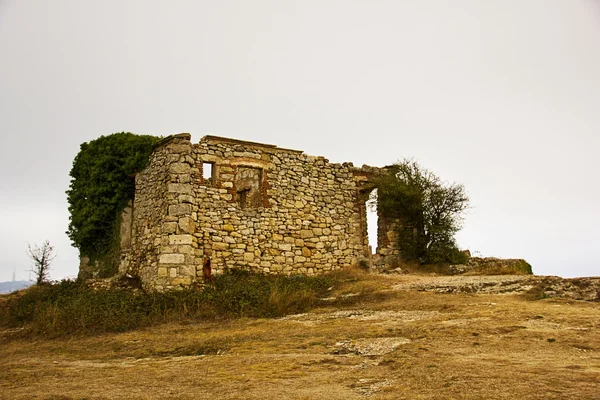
(86, 134), (400, 291)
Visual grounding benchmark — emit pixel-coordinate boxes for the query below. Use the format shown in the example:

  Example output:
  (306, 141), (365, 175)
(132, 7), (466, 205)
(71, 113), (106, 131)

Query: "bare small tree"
(27, 240), (56, 284)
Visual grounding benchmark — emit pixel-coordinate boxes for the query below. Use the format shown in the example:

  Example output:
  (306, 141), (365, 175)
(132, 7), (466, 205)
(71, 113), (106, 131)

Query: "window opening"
(202, 162), (214, 185)
(238, 188), (250, 209)
(234, 166), (263, 209)
(366, 189), (379, 254)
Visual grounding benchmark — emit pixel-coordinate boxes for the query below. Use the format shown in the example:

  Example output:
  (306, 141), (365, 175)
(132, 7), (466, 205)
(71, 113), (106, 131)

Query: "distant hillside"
(0, 280), (32, 294)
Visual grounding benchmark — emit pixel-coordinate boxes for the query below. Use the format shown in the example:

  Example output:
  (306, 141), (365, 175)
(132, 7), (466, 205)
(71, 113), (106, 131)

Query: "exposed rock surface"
(448, 257), (532, 275)
(392, 274), (600, 301)
(332, 337), (410, 356)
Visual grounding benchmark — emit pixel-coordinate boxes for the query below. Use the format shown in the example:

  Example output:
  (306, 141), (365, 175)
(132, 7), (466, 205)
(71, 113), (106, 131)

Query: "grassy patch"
(0, 270), (332, 338)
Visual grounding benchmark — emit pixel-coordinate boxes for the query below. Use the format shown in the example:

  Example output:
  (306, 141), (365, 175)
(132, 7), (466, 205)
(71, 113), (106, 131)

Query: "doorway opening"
(366, 188), (379, 255)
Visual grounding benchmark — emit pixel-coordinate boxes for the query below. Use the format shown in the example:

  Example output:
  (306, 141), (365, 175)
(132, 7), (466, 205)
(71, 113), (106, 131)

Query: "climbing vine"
(66, 132), (160, 276)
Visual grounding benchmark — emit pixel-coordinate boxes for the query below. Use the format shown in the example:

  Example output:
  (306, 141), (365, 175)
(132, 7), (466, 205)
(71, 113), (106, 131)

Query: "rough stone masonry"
(101, 134), (399, 291)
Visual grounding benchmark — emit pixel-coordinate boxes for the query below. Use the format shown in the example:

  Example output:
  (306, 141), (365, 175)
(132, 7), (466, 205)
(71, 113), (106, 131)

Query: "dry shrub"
(1, 272), (333, 338)
(329, 265), (370, 281)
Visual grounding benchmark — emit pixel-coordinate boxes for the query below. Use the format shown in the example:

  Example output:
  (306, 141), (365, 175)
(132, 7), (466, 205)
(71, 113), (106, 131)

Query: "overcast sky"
(1, 0), (599, 282)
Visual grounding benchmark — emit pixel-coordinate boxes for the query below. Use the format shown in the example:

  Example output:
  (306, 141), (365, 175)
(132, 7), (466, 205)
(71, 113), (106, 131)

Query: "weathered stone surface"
(168, 183), (192, 194)
(178, 217), (195, 234)
(162, 222), (178, 234)
(170, 163), (191, 174)
(169, 204), (192, 216)
(300, 230), (314, 239)
(169, 234), (193, 245)
(159, 254), (185, 264)
(213, 242), (229, 251)
(279, 243), (292, 251)
(112, 133), (396, 291)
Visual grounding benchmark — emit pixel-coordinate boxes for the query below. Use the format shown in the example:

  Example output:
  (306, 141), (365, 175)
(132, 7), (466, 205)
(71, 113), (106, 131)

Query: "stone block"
(178, 245), (194, 255)
(213, 242), (229, 251)
(168, 144), (191, 154)
(167, 183), (192, 194)
(300, 230), (314, 239)
(272, 233), (283, 241)
(279, 243), (292, 251)
(169, 234), (193, 245)
(162, 222), (178, 234)
(178, 194), (194, 203)
(274, 256), (286, 263)
(178, 217), (195, 234)
(178, 174), (191, 184)
(223, 224), (235, 232)
(170, 163), (191, 174)
(168, 204), (192, 216)
(171, 276), (192, 286)
(159, 254), (185, 264)
(244, 252), (254, 261)
(271, 264), (283, 271)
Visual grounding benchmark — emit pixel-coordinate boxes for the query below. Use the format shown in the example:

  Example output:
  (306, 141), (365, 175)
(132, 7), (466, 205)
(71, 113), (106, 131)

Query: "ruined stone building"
(111, 134), (398, 291)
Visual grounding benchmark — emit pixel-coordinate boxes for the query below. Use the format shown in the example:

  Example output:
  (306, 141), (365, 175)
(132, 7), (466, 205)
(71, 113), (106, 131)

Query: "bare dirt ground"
(1, 273), (599, 399)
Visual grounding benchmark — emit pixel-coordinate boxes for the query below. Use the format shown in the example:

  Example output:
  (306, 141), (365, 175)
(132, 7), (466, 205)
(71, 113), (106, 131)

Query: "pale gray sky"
(1, 0), (599, 281)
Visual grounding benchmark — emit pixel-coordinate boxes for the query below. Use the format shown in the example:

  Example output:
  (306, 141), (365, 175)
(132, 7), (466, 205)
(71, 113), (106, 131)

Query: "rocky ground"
(389, 273), (600, 301)
(1, 272), (599, 399)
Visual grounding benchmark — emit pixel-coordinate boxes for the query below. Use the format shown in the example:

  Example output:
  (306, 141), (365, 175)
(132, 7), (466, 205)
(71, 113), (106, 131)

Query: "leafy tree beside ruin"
(66, 132), (160, 276)
(373, 159), (469, 264)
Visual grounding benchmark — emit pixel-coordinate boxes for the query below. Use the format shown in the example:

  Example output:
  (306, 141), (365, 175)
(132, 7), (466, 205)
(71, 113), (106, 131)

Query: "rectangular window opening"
(235, 166), (263, 209)
(238, 189), (249, 209)
(202, 162), (215, 185)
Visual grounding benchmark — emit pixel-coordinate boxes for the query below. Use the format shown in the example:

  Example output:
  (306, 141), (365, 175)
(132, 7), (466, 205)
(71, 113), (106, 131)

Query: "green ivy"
(66, 132), (160, 275)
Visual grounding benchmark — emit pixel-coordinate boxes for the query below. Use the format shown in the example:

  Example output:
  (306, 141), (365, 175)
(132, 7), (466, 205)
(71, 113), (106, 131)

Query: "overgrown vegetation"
(66, 132), (160, 277)
(0, 271), (332, 337)
(371, 159), (469, 264)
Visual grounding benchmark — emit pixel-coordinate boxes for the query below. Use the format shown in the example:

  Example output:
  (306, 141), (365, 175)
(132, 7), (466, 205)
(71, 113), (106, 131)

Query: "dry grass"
(1, 273), (599, 399)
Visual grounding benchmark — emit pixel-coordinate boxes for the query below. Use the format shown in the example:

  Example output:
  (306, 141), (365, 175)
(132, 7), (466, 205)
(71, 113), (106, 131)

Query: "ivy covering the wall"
(66, 132), (160, 276)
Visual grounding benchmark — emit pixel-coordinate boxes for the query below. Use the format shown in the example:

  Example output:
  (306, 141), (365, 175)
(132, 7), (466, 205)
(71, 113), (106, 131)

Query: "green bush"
(371, 159), (469, 265)
(0, 272), (332, 337)
(66, 132), (160, 277)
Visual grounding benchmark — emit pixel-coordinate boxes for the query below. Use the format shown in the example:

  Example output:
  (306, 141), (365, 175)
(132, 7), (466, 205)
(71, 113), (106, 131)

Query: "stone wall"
(119, 134), (188, 288)
(119, 134), (395, 290)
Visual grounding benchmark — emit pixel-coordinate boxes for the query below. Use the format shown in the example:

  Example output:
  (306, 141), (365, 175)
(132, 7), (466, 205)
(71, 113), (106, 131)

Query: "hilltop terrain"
(1, 272), (598, 399)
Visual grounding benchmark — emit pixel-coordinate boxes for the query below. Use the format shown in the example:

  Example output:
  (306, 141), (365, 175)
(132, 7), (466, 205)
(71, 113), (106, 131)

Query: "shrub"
(371, 159), (469, 264)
